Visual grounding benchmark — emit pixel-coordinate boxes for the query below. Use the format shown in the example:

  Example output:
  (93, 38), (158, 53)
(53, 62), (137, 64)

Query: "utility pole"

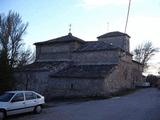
(124, 0), (131, 33)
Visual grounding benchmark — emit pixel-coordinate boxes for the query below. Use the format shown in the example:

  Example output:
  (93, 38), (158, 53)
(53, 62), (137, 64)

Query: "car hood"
(0, 101), (9, 109)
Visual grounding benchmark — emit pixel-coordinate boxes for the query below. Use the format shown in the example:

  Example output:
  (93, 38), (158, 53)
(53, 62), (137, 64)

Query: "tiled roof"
(14, 61), (71, 71)
(51, 64), (116, 78)
(97, 31), (130, 39)
(34, 33), (85, 45)
(132, 60), (142, 65)
(75, 41), (119, 52)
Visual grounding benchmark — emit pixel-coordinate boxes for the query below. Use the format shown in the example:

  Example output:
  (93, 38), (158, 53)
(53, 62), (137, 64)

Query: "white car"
(0, 91), (45, 120)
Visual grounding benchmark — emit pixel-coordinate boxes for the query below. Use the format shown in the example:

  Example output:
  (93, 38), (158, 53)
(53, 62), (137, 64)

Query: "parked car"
(0, 91), (45, 120)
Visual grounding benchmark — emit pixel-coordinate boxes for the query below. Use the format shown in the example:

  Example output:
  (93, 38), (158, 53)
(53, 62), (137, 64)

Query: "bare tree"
(17, 48), (35, 67)
(0, 10), (28, 68)
(133, 41), (159, 71)
(0, 11), (31, 92)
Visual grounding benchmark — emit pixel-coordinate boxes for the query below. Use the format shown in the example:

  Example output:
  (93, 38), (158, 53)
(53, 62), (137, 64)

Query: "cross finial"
(69, 24), (72, 33)
(107, 22), (109, 32)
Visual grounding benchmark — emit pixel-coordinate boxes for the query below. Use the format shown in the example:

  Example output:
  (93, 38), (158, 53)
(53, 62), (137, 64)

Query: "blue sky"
(1, 0), (160, 74)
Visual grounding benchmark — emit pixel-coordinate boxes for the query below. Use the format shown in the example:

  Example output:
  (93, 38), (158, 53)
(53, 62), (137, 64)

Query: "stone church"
(14, 31), (143, 99)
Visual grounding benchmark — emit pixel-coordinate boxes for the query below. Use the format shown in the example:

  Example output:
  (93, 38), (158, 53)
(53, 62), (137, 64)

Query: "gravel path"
(9, 88), (160, 120)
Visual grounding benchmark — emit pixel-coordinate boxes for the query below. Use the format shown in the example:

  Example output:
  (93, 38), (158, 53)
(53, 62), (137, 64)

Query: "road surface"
(9, 88), (160, 120)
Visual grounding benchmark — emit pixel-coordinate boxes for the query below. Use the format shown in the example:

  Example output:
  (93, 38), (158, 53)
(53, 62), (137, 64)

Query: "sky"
(0, 0), (160, 75)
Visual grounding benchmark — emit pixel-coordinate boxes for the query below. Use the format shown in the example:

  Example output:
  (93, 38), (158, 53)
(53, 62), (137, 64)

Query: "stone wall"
(104, 61), (133, 94)
(14, 70), (106, 100)
(131, 61), (143, 85)
(103, 60), (143, 94)
(36, 42), (82, 62)
(37, 52), (71, 62)
(37, 48), (120, 64)
(46, 78), (105, 99)
(72, 50), (119, 65)
(14, 70), (49, 94)
(14, 60), (142, 100)
(119, 51), (132, 63)
(98, 36), (130, 52)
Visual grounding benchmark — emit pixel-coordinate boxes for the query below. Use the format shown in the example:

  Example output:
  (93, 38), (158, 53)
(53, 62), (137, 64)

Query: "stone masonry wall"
(37, 52), (71, 62)
(98, 36), (130, 52)
(14, 60), (142, 100)
(72, 50), (119, 65)
(14, 70), (49, 94)
(14, 70), (106, 100)
(103, 60), (142, 94)
(36, 42), (82, 62)
(46, 78), (105, 99)
(131, 62), (143, 85)
(104, 61), (133, 94)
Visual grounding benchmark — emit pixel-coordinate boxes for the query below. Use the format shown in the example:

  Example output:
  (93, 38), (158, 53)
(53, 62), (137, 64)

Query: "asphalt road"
(9, 88), (160, 120)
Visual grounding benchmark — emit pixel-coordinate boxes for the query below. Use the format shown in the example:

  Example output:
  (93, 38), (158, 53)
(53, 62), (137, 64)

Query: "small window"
(25, 92), (37, 100)
(11, 93), (24, 102)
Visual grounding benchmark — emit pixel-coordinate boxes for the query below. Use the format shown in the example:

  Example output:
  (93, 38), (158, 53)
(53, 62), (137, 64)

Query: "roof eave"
(74, 48), (119, 52)
(50, 76), (105, 79)
(34, 39), (85, 46)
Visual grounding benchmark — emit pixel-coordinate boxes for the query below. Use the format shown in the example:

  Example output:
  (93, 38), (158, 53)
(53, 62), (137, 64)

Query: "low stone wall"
(14, 70), (106, 100)
(44, 77), (106, 100)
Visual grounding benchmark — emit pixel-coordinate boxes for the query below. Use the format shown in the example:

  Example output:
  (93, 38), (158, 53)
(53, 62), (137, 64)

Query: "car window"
(25, 92), (37, 100)
(11, 93), (24, 102)
(36, 94), (41, 99)
(0, 93), (14, 102)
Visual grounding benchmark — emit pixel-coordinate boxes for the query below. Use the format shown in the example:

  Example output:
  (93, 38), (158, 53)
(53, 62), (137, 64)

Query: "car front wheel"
(0, 111), (5, 120)
(34, 105), (42, 114)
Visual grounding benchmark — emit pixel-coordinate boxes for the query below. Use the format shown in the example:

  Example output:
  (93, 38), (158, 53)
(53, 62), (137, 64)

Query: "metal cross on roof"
(69, 24), (72, 33)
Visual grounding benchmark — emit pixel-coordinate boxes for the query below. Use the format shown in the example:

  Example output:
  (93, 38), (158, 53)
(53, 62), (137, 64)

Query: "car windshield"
(0, 93), (15, 102)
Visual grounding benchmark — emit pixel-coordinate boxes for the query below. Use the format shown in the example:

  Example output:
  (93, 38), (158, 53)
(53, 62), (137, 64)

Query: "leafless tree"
(0, 10), (29, 68)
(17, 48), (35, 67)
(133, 41), (159, 71)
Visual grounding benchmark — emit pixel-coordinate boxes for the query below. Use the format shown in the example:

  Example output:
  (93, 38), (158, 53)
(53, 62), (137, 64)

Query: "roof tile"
(51, 64), (116, 78)
(34, 33), (85, 45)
(97, 31), (130, 39)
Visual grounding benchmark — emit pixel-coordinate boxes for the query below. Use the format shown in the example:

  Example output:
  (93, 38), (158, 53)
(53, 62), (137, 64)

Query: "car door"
(24, 92), (38, 112)
(7, 92), (26, 115)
